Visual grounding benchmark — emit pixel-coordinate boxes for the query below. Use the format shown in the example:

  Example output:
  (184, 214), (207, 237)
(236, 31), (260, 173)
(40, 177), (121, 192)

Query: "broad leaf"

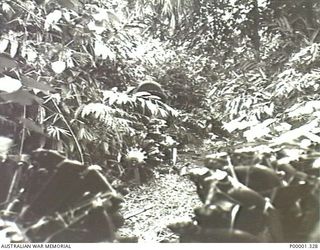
(45, 10), (62, 31)
(51, 60), (66, 74)
(0, 89), (43, 105)
(0, 136), (13, 157)
(0, 75), (22, 93)
(10, 39), (18, 58)
(19, 118), (44, 134)
(0, 54), (17, 72)
(0, 39), (9, 53)
(21, 75), (55, 92)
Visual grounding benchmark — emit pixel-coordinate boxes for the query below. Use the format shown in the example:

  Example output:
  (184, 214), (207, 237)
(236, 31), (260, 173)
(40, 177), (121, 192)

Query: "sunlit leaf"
(169, 15), (176, 35)
(10, 39), (19, 58)
(21, 46), (37, 63)
(139, 98), (146, 113)
(313, 158), (320, 168)
(243, 119), (275, 142)
(94, 40), (116, 60)
(0, 75), (22, 93)
(47, 125), (71, 140)
(65, 50), (74, 68)
(43, 93), (61, 105)
(145, 100), (158, 115)
(287, 101), (320, 117)
(304, 131), (320, 144)
(45, 10), (62, 30)
(0, 39), (9, 53)
(87, 20), (105, 34)
(78, 127), (95, 140)
(224, 116), (259, 132)
(158, 107), (168, 118)
(81, 103), (110, 121)
(273, 122), (292, 133)
(272, 119), (320, 145)
(106, 10), (121, 26)
(103, 142), (110, 154)
(0, 136), (13, 158)
(108, 92), (118, 106)
(264, 103), (274, 116)
(51, 60), (66, 74)
(2, 3), (13, 13)
(116, 93), (131, 105)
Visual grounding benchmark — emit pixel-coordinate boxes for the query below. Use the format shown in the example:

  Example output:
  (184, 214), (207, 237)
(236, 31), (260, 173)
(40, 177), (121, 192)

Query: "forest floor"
(117, 145), (207, 242)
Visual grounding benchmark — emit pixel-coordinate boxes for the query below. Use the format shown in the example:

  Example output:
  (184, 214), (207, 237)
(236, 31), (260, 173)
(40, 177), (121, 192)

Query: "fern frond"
(78, 127), (96, 141)
(80, 102), (133, 134)
(81, 103), (113, 121)
(47, 126), (72, 140)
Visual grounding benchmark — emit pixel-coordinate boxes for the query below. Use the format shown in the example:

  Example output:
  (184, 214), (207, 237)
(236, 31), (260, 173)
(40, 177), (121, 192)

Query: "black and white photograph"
(0, 0), (319, 246)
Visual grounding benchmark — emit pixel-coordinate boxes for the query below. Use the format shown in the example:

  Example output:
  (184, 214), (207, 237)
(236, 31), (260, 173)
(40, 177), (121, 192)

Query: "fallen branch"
(123, 204), (154, 219)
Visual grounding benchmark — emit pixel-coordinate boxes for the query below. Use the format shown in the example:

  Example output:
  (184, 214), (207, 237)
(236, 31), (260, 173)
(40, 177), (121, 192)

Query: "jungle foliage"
(0, 0), (319, 243)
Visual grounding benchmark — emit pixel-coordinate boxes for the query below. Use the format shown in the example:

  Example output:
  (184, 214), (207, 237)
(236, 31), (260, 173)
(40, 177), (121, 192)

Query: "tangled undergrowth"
(1, 0), (320, 244)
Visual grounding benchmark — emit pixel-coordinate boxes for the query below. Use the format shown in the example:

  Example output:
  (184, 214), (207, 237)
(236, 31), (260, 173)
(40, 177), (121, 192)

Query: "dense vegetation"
(0, 0), (319, 243)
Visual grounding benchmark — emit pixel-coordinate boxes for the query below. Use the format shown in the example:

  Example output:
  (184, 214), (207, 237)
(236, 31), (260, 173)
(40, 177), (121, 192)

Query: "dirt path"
(117, 165), (202, 242)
